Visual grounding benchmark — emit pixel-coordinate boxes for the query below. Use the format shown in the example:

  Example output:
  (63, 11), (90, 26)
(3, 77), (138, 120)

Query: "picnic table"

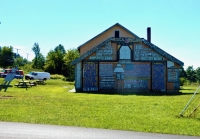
(14, 81), (35, 88)
(36, 80), (45, 85)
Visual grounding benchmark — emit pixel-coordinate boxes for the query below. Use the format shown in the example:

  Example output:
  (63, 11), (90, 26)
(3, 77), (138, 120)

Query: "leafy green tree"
(186, 66), (196, 84)
(44, 44), (66, 74)
(32, 42), (40, 68)
(13, 55), (29, 67)
(32, 53), (45, 69)
(196, 67), (200, 84)
(54, 44), (66, 74)
(62, 49), (79, 81)
(0, 46), (15, 68)
(54, 44), (66, 54)
(44, 50), (56, 74)
(179, 66), (187, 78)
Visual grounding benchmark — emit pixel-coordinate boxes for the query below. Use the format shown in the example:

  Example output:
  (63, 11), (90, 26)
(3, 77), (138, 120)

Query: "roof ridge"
(142, 38), (184, 66)
(72, 37), (113, 65)
(78, 23), (140, 50)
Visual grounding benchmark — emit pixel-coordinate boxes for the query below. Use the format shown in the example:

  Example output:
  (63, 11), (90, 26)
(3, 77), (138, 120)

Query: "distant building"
(72, 23), (184, 93)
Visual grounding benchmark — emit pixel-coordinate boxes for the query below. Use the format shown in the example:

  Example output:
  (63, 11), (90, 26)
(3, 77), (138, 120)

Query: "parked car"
(25, 72), (50, 80)
(1, 69), (24, 79)
(15, 70), (24, 79)
(1, 69), (12, 78)
(0, 69), (5, 77)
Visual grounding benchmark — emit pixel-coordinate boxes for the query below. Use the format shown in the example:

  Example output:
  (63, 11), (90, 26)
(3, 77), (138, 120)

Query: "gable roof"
(72, 23), (184, 66)
(142, 38), (184, 66)
(77, 23), (140, 50)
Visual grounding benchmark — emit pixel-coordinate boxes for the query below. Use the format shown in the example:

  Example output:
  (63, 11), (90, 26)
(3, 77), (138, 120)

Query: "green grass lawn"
(0, 78), (200, 136)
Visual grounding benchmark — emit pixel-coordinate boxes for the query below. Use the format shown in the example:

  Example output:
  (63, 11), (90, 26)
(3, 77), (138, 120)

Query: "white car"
(25, 72), (50, 80)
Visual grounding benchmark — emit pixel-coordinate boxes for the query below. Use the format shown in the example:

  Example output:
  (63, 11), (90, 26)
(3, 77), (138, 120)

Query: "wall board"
(124, 63), (150, 89)
(134, 44), (163, 61)
(83, 62), (98, 91)
(99, 64), (114, 89)
(75, 62), (82, 89)
(152, 62), (166, 91)
(168, 68), (179, 82)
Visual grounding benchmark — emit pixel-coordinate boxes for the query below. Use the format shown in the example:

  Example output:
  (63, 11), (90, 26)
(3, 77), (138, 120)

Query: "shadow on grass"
(180, 88), (194, 90)
(178, 115), (200, 120)
(179, 92), (197, 95)
(123, 91), (183, 96)
(75, 91), (120, 95)
(75, 91), (192, 96)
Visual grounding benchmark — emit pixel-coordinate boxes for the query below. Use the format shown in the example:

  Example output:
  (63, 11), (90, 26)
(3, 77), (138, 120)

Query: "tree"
(186, 66), (196, 84)
(0, 46), (15, 68)
(62, 49), (79, 81)
(13, 55), (29, 67)
(54, 44), (66, 74)
(44, 50), (56, 74)
(32, 53), (45, 70)
(54, 44), (66, 54)
(179, 66), (187, 78)
(32, 42), (40, 68)
(44, 44), (66, 74)
(196, 67), (200, 84)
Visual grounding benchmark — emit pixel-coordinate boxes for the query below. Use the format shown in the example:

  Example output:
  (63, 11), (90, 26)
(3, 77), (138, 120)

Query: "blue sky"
(0, 0), (200, 69)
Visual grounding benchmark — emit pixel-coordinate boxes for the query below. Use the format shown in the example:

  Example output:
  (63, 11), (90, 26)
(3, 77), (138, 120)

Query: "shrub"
(180, 77), (187, 86)
(50, 74), (65, 80)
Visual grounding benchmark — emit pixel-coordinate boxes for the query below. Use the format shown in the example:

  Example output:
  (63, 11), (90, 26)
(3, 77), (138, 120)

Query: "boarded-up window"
(115, 31), (119, 38)
(119, 46), (131, 59)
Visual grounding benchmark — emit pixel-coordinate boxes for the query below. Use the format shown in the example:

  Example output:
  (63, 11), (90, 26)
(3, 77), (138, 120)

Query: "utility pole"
(15, 48), (21, 54)
(26, 53), (29, 60)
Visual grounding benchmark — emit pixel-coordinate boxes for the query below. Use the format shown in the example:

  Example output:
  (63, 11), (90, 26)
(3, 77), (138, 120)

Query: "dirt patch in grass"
(0, 95), (14, 99)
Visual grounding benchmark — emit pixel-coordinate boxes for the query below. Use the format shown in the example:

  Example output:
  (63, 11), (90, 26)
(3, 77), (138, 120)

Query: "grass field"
(0, 78), (200, 136)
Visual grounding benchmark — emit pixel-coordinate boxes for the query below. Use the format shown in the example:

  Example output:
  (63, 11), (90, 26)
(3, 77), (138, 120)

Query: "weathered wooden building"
(72, 23), (184, 93)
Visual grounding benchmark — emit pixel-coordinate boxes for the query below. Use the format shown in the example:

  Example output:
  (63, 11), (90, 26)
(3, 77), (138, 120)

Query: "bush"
(180, 77), (187, 86)
(50, 74), (65, 80)
(62, 77), (75, 82)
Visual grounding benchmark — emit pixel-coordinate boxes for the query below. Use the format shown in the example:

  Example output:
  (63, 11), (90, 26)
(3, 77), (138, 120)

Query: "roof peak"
(78, 23), (140, 49)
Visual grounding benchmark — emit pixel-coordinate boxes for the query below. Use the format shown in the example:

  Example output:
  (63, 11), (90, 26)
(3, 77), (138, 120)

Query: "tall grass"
(50, 74), (65, 80)
(0, 78), (199, 136)
(180, 86), (200, 117)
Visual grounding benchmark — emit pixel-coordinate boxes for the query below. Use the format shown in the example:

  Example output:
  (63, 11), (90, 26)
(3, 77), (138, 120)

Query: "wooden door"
(152, 62), (166, 91)
(83, 62), (98, 91)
